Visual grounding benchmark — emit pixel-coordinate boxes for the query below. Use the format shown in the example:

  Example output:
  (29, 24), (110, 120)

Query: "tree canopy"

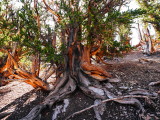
(136, 0), (160, 39)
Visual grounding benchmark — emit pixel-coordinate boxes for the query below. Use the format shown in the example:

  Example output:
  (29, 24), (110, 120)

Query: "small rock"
(108, 78), (121, 83)
(105, 83), (113, 88)
(119, 86), (128, 90)
(117, 92), (122, 95)
(130, 86), (133, 89)
(156, 112), (160, 115)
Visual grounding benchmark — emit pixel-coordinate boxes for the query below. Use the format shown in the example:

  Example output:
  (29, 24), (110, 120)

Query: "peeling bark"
(0, 49), (48, 90)
(19, 42), (152, 120)
(31, 53), (40, 77)
(80, 46), (112, 80)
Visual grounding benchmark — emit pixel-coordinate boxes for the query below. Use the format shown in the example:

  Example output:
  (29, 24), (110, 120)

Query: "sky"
(129, 1), (142, 46)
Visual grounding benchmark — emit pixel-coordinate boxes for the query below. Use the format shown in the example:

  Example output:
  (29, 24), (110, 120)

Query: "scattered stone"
(117, 92), (122, 95)
(157, 112), (160, 115)
(119, 86), (128, 90)
(105, 83), (113, 88)
(108, 78), (121, 83)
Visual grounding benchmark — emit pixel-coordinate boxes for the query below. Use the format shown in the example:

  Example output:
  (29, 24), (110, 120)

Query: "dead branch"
(65, 95), (149, 120)
(96, 55), (112, 66)
(149, 81), (160, 86)
(1, 78), (29, 82)
(42, 0), (61, 22)
(0, 49), (48, 90)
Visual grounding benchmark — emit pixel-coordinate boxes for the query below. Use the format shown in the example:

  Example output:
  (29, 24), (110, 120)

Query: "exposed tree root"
(149, 81), (160, 86)
(20, 74), (76, 120)
(65, 95), (149, 120)
(1, 45), (157, 120)
(129, 89), (158, 98)
(19, 45), (113, 120)
(20, 69), (154, 120)
(0, 112), (12, 120)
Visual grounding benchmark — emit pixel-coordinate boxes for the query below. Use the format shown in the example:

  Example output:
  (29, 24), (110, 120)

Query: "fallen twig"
(65, 95), (149, 120)
(149, 81), (160, 86)
(0, 112), (12, 119)
(1, 79), (29, 82)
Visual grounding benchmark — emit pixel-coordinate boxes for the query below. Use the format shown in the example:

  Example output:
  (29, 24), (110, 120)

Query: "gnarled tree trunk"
(20, 39), (149, 120)
(0, 49), (48, 89)
(20, 27), (146, 119)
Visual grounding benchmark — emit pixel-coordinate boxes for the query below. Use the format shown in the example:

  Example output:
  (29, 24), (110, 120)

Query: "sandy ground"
(0, 51), (160, 120)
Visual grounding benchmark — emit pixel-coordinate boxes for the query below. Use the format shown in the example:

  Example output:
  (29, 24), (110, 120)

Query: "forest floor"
(0, 50), (160, 120)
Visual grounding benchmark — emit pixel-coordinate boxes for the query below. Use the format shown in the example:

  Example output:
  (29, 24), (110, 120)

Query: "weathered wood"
(65, 95), (149, 120)
(0, 49), (48, 90)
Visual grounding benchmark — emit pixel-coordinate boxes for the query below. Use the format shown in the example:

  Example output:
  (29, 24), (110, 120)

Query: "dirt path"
(0, 51), (160, 120)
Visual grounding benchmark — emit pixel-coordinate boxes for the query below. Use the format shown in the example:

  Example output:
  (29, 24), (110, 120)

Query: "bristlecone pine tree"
(136, 0), (160, 54)
(0, 0), (149, 119)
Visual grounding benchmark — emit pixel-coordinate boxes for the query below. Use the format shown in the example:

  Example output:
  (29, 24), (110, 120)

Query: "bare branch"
(65, 95), (149, 120)
(1, 79), (29, 82)
(34, 0), (40, 29)
(42, 0), (61, 22)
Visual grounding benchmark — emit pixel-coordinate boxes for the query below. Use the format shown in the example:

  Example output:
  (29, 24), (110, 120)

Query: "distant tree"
(136, 0), (160, 38)
(136, 0), (160, 54)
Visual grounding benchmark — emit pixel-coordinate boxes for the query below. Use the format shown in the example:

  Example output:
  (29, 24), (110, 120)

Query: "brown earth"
(0, 51), (160, 120)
